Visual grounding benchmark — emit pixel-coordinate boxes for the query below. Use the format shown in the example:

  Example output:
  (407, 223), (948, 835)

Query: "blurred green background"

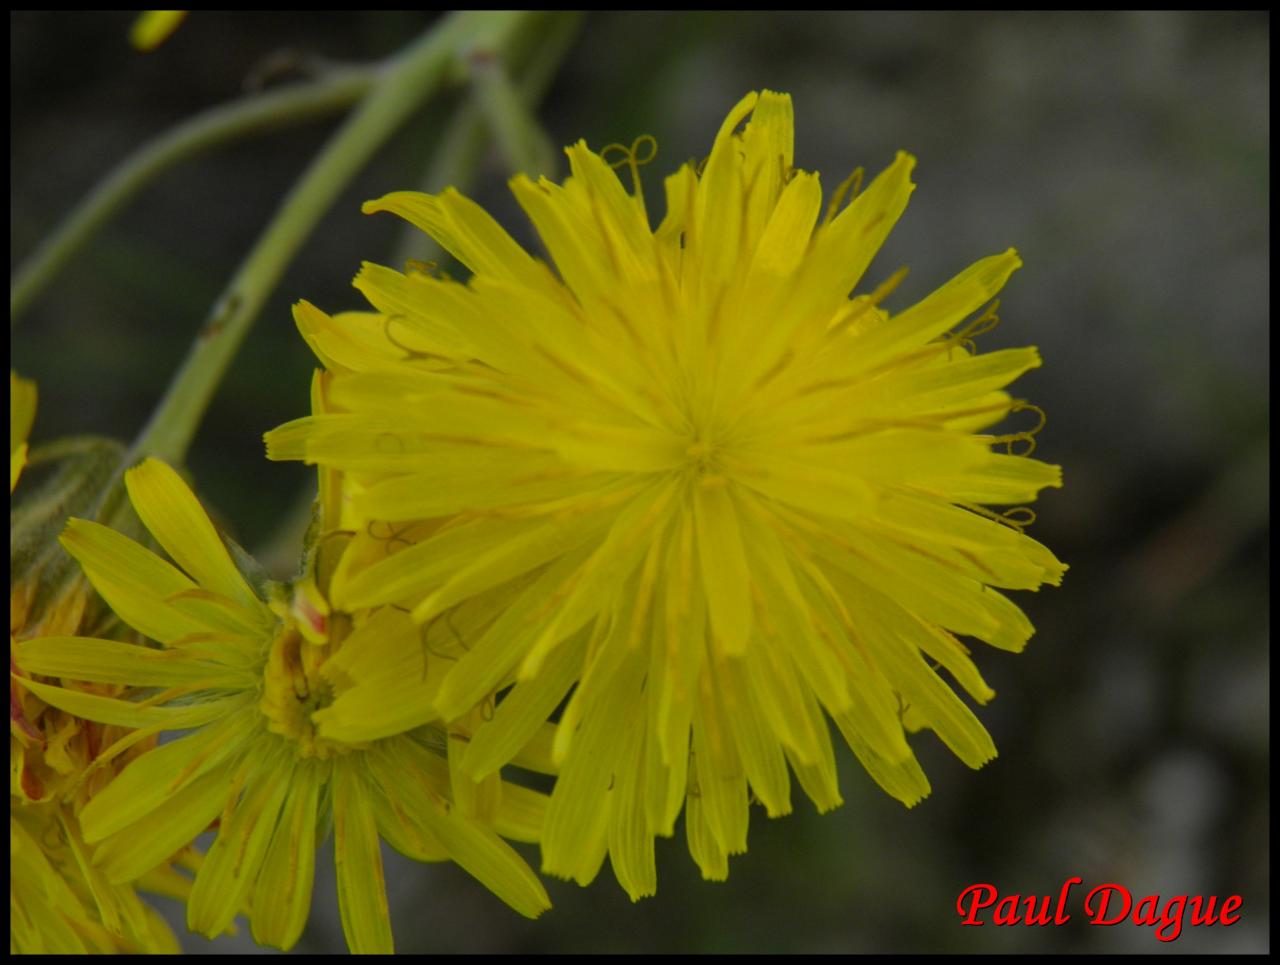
(11, 10), (1268, 954)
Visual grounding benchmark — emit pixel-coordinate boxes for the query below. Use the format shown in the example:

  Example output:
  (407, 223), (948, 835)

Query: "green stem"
(126, 10), (539, 467)
(391, 11), (582, 267)
(10, 66), (377, 325)
(469, 48), (557, 181)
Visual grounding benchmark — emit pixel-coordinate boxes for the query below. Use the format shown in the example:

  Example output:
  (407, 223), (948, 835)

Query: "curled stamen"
(1001, 507), (1037, 529)
(365, 519), (399, 542)
(444, 607), (469, 653)
(830, 265), (909, 337)
(993, 433), (1037, 457)
(957, 501), (1035, 533)
(1010, 400), (1047, 437)
(603, 135), (658, 221)
(603, 135), (657, 189)
(943, 300), (1002, 357)
(959, 302), (1002, 342)
(386, 523), (414, 550)
(381, 315), (433, 361)
(822, 166), (864, 227)
(989, 400), (1047, 456)
(419, 612), (447, 681)
(364, 520), (409, 553)
(419, 605), (471, 679)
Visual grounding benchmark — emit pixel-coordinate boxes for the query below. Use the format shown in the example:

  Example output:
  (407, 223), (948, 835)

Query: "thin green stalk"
(126, 11), (539, 467)
(469, 50), (557, 181)
(392, 11), (582, 267)
(10, 65), (377, 325)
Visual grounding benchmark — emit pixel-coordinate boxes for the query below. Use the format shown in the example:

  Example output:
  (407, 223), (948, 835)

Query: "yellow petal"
(11, 674), (228, 736)
(689, 91), (759, 301)
(188, 754), (293, 939)
(693, 484), (753, 657)
(832, 710), (931, 807)
(314, 606), (439, 743)
(782, 686), (843, 812)
(333, 765), (394, 953)
(689, 670), (749, 857)
(92, 763), (230, 883)
(541, 649), (643, 885)
(463, 629), (585, 779)
(292, 301), (413, 374)
(80, 706), (253, 840)
(363, 188), (559, 299)
(717, 656), (791, 817)
(924, 451), (1064, 505)
(738, 89), (795, 250)
(249, 764), (321, 950)
(606, 719), (655, 900)
(15, 635), (252, 689)
(844, 578), (998, 768)
(415, 804), (551, 919)
(433, 545), (593, 720)
(61, 517), (206, 643)
(124, 459), (264, 616)
(850, 248), (1022, 377)
(492, 782), (550, 845)
(808, 151), (916, 304)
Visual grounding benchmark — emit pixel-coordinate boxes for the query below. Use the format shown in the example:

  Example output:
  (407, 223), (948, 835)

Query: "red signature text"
(957, 878), (1242, 942)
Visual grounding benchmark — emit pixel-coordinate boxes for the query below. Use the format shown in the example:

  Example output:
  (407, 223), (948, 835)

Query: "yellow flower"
(10, 370), (36, 493)
(11, 375), (191, 953)
(266, 89), (1066, 898)
(11, 812), (190, 953)
(11, 577), (190, 955)
(13, 457), (551, 952)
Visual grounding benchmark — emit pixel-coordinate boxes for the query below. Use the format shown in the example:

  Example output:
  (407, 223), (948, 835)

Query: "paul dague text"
(956, 878), (1242, 942)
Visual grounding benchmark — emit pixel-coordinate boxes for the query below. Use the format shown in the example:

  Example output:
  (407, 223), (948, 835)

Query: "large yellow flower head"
(267, 89), (1066, 898)
(13, 457), (551, 952)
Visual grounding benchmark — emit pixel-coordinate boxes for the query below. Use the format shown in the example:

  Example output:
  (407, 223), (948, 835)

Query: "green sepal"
(10, 435), (126, 636)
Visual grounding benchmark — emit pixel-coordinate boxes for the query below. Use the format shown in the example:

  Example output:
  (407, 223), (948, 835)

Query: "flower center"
(683, 432), (731, 489)
(260, 625), (347, 759)
(685, 439), (716, 471)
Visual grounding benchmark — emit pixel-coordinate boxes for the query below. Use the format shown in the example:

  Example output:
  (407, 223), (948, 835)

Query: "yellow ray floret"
(265, 89), (1067, 898)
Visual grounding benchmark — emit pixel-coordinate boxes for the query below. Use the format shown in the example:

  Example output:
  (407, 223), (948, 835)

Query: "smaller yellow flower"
(15, 453), (552, 953)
